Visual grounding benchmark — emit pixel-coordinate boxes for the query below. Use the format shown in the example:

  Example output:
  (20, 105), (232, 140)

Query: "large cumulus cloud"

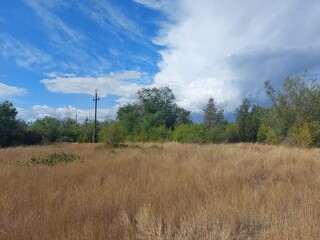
(153, 0), (320, 112)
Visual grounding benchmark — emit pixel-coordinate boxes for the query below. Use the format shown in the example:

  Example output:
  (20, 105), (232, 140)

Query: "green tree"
(117, 103), (141, 141)
(0, 101), (18, 147)
(29, 116), (62, 143)
(137, 87), (179, 129)
(176, 107), (192, 127)
(264, 74), (320, 135)
(235, 98), (261, 142)
(203, 98), (225, 128)
(117, 87), (191, 141)
(60, 117), (80, 142)
(226, 123), (240, 143)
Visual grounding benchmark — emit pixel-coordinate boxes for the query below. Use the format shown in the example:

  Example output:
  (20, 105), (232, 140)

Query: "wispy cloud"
(133, 0), (169, 10)
(23, 0), (81, 42)
(0, 34), (52, 69)
(78, 0), (142, 40)
(40, 70), (150, 105)
(0, 83), (27, 97)
(22, 0), (89, 63)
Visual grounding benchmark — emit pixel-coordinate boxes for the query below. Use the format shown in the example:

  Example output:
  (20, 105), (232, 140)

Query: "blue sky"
(1, 0), (320, 122)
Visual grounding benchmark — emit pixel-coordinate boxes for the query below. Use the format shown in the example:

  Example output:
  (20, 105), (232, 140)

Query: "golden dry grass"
(1, 142), (320, 239)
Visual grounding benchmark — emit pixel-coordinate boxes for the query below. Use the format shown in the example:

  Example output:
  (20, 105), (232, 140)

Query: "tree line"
(1, 74), (320, 148)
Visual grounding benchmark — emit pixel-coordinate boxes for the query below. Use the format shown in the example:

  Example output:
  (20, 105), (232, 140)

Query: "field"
(1, 143), (320, 239)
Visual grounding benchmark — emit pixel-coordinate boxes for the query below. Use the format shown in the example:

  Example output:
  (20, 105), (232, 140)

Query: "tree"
(264, 74), (320, 135)
(29, 116), (62, 143)
(0, 101), (18, 147)
(203, 98), (225, 128)
(176, 107), (192, 127)
(235, 98), (261, 142)
(137, 87), (179, 129)
(60, 117), (80, 142)
(117, 87), (191, 141)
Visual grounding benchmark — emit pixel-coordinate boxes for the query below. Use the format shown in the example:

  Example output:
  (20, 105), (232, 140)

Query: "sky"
(1, 0), (320, 123)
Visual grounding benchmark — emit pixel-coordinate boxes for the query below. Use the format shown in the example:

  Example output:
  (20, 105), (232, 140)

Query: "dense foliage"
(1, 76), (320, 148)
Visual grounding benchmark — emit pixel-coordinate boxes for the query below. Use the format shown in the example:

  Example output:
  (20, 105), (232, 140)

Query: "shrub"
(257, 124), (284, 145)
(173, 124), (207, 144)
(310, 121), (320, 147)
(206, 125), (227, 143)
(29, 152), (82, 166)
(226, 123), (240, 143)
(99, 122), (126, 147)
(289, 122), (313, 148)
(149, 126), (172, 143)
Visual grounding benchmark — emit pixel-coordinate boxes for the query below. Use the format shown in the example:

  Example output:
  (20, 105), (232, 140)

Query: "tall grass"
(1, 143), (320, 239)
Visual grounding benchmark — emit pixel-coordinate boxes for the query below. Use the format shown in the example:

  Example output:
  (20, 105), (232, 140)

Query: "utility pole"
(93, 89), (100, 143)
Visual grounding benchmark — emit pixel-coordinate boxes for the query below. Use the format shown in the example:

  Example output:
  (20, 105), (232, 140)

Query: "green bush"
(257, 124), (284, 145)
(310, 121), (320, 147)
(29, 152), (82, 166)
(226, 123), (240, 143)
(173, 124), (207, 144)
(289, 122), (313, 148)
(99, 122), (126, 147)
(257, 124), (269, 143)
(149, 126), (172, 142)
(206, 125), (227, 143)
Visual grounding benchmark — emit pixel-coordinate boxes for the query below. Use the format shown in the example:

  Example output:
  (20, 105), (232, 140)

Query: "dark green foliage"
(310, 121), (320, 147)
(176, 107), (192, 127)
(226, 123), (240, 143)
(0, 101), (18, 147)
(60, 118), (80, 142)
(29, 116), (62, 143)
(138, 87), (178, 129)
(235, 99), (261, 142)
(203, 98), (226, 128)
(28, 152), (82, 166)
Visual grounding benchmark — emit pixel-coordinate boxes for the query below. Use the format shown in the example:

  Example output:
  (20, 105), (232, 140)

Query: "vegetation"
(27, 152), (82, 166)
(202, 97), (226, 128)
(1, 73), (320, 148)
(1, 143), (320, 239)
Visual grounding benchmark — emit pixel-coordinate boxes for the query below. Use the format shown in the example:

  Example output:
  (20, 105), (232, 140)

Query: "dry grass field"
(1, 142), (320, 239)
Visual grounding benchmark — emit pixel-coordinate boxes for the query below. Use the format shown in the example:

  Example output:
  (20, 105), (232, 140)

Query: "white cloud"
(40, 70), (150, 105)
(0, 83), (27, 97)
(17, 104), (118, 123)
(153, 0), (320, 112)
(0, 34), (52, 69)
